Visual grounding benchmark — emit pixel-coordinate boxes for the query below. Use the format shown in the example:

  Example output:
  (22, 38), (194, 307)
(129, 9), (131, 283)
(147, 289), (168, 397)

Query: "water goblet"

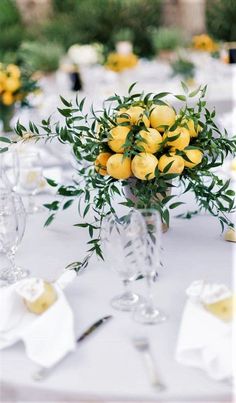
(2, 148), (20, 191)
(132, 209), (167, 325)
(0, 192), (28, 285)
(102, 212), (145, 311)
(19, 152), (45, 214)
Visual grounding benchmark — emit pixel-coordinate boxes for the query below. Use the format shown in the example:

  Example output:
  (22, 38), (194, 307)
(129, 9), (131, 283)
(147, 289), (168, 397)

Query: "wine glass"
(132, 209), (167, 325)
(2, 148), (20, 191)
(0, 192), (29, 285)
(102, 212), (145, 311)
(19, 152), (45, 214)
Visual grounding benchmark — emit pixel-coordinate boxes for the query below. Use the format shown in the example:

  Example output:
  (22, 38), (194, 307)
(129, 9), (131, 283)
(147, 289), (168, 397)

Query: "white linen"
(0, 280), (75, 367)
(176, 286), (232, 381)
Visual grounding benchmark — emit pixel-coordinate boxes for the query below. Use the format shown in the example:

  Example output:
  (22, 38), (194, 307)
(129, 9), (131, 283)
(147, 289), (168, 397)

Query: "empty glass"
(0, 192), (28, 285)
(102, 212), (145, 311)
(19, 152), (44, 213)
(2, 148), (20, 191)
(132, 209), (167, 325)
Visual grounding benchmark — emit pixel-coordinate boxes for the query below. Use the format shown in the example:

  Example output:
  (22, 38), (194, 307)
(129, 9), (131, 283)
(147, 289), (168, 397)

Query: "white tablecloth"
(0, 190), (234, 401)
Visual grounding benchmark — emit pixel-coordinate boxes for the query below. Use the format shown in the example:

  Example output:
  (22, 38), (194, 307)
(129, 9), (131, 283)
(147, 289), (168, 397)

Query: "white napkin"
(0, 276), (76, 368)
(176, 281), (232, 381)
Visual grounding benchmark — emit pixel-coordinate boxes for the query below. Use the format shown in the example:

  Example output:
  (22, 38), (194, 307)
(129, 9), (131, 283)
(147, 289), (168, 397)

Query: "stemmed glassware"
(19, 152), (45, 214)
(132, 209), (167, 325)
(2, 148), (20, 191)
(102, 212), (145, 311)
(0, 192), (28, 285)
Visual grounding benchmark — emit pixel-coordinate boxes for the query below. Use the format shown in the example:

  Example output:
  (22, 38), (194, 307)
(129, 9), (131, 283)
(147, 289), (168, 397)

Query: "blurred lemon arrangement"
(12, 83), (236, 272)
(0, 63), (37, 133)
(105, 52), (138, 73)
(192, 34), (219, 53)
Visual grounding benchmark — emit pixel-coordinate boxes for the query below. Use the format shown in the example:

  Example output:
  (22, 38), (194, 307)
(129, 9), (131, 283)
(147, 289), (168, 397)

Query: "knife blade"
(32, 315), (113, 381)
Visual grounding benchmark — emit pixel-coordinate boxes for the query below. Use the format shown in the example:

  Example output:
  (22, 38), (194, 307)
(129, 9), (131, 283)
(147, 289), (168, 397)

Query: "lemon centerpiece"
(9, 83), (236, 272)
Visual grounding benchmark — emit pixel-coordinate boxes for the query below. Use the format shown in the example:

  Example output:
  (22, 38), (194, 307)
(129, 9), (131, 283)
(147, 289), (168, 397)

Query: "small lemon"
(107, 154), (132, 179)
(132, 152), (158, 180)
(126, 106), (150, 127)
(164, 127), (190, 150)
(224, 228), (236, 243)
(2, 91), (14, 106)
(5, 78), (21, 92)
(150, 105), (176, 132)
(158, 153), (185, 174)
(108, 126), (130, 153)
(24, 282), (57, 315)
(184, 118), (201, 138)
(136, 128), (162, 153)
(183, 149), (203, 168)
(6, 64), (21, 79)
(230, 159), (236, 171)
(116, 108), (130, 124)
(95, 152), (113, 176)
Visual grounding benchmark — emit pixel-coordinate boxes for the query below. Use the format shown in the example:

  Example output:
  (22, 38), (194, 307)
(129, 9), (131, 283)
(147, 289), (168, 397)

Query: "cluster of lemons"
(0, 64), (22, 106)
(95, 105), (203, 181)
(192, 34), (218, 53)
(105, 52), (138, 73)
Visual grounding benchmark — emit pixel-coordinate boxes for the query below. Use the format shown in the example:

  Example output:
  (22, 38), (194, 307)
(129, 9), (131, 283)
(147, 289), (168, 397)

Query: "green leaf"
(60, 96), (71, 107)
(169, 202), (185, 209)
(63, 200), (74, 210)
(0, 137), (11, 143)
(44, 214), (55, 226)
(128, 82), (137, 94)
(45, 177), (58, 187)
(189, 86), (201, 98)
(181, 81), (189, 94)
(0, 147), (8, 153)
(44, 201), (59, 211)
(174, 95), (187, 101)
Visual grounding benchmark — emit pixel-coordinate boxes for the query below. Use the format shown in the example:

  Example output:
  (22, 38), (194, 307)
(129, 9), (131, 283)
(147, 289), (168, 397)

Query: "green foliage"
(113, 28), (134, 44)
(43, 0), (162, 57)
(206, 0), (236, 41)
(0, 0), (24, 58)
(171, 57), (196, 80)
(151, 27), (185, 53)
(11, 83), (236, 272)
(18, 41), (64, 73)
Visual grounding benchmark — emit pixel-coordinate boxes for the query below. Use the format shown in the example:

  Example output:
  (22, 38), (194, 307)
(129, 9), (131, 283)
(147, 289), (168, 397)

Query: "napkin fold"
(176, 281), (232, 381)
(0, 280), (75, 368)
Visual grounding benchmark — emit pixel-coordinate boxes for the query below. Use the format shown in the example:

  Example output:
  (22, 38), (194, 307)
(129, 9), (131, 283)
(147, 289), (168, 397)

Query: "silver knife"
(32, 315), (112, 381)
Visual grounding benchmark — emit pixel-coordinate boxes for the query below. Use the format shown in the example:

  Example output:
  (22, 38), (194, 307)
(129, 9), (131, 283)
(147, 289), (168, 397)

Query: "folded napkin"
(0, 272), (76, 367)
(176, 280), (232, 381)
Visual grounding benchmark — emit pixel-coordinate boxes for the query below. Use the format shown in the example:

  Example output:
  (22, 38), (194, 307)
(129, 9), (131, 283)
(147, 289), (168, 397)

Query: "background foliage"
(206, 0), (236, 41)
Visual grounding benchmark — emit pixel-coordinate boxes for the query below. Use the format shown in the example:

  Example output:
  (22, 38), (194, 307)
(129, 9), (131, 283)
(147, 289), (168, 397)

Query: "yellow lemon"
(158, 153), (185, 174)
(131, 152), (158, 180)
(5, 77), (21, 92)
(2, 91), (14, 105)
(116, 108), (130, 124)
(24, 282), (57, 315)
(224, 228), (236, 243)
(108, 126), (130, 153)
(6, 64), (21, 79)
(183, 149), (203, 168)
(164, 127), (190, 150)
(95, 152), (113, 176)
(136, 128), (162, 153)
(126, 106), (150, 127)
(184, 118), (201, 138)
(107, 154), (132, 179)
(150, 105), (176, 132)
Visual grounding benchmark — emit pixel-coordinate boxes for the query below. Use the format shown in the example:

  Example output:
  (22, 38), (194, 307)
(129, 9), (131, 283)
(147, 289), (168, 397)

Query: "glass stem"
(146, 274), (154, 309)
(123, 278), (131, 297)
(7, 250), (17, 272)
(28, 193), (35, 211)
